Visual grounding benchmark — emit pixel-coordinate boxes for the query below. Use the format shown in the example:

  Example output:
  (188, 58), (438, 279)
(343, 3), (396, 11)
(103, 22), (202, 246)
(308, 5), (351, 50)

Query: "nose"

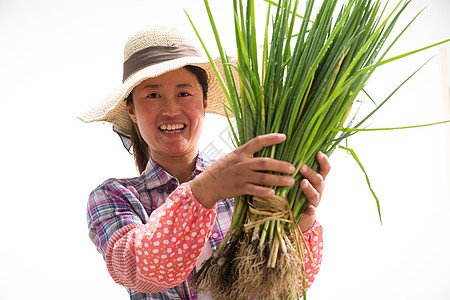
(162, 97), (181, 117)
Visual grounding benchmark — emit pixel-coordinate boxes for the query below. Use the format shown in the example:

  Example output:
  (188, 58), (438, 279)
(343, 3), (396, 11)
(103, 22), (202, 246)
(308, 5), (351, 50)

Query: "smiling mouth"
(159, 124), (186, 134)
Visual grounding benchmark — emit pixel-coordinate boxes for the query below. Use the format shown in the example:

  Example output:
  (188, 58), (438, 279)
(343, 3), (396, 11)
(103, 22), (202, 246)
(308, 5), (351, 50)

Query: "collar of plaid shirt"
(143, 153), (206, 190)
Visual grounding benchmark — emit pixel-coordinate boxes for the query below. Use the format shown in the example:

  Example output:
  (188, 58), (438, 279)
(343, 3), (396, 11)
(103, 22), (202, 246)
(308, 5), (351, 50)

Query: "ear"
(126, 102), (137, 123)
(203, 99), (208, 115)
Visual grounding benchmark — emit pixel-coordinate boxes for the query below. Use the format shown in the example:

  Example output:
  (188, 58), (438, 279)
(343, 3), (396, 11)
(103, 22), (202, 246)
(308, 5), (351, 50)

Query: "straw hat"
(78, 26), (233, 146)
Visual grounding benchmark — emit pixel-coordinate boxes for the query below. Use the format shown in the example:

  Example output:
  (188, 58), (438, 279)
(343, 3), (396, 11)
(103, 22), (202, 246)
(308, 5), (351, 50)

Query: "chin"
(163, 146), (197, 158)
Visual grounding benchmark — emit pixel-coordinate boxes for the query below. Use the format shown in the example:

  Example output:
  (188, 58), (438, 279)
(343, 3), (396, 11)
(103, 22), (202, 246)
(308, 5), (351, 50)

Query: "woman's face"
(127, 67), (207, 159)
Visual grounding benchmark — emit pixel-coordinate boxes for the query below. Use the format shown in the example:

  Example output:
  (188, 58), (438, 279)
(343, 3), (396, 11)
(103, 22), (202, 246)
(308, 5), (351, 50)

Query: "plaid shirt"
(87, 152), (233, 299)
(87, 152), (323, 299)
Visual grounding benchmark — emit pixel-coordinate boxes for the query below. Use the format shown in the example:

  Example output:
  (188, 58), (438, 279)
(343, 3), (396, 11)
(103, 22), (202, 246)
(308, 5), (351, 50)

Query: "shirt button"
(212, 233), (218, 239)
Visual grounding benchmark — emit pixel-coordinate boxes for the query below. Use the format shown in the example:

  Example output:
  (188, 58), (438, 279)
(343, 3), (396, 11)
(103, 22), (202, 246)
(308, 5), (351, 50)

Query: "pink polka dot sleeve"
(298, 221), (323, 295)
(104, 183), (217, 293)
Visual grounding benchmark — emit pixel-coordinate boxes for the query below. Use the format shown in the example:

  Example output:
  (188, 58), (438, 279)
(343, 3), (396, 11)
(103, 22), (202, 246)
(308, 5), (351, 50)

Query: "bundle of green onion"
(187, 0), (449, 299)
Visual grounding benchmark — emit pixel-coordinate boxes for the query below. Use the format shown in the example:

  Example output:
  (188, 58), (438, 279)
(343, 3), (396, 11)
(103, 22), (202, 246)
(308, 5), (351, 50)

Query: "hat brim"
(78, 55), (235, 137)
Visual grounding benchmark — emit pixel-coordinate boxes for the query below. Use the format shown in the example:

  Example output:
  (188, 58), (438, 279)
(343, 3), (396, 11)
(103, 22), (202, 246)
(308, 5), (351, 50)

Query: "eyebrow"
(142, 84), (160, 89)
(176, 83), (195, 88)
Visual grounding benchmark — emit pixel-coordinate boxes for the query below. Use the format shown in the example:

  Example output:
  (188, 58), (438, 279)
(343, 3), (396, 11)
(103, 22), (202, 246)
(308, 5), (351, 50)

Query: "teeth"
(160, 124), (185, 131)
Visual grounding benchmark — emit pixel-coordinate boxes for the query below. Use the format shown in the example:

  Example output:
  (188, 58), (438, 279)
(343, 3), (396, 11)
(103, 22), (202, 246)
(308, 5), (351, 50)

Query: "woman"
(79, 26), (330, 299)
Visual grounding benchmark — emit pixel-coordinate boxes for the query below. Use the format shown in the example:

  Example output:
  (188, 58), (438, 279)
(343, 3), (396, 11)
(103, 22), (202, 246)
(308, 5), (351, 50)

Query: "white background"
(0, 0), (449, 299)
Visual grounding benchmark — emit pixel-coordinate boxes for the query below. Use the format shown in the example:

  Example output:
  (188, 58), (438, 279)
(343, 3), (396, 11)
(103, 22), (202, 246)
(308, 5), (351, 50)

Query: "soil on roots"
(229, 233), (268, 299)
(259, 237), (300, 299)
(193, 237), (238, 299)
(230, 234), (300, 299)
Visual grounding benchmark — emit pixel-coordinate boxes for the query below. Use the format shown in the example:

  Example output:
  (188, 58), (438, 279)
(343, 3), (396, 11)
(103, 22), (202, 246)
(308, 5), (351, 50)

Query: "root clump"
(193, 238), (238, 300)
(195, 233), (301, 299)
(229, 233), (267, 299)
(259, 237), (300, 299)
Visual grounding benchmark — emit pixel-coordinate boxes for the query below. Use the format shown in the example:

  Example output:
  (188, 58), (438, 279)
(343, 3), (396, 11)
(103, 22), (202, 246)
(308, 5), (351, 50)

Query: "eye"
(147, 93), (160, 99)
(178, 92), (191, 97)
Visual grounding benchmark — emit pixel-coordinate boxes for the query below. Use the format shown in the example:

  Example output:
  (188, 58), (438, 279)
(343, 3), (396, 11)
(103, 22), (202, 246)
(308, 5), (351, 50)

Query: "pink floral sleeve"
(299, 221), (323, 294)
(105, 183), (217, 293)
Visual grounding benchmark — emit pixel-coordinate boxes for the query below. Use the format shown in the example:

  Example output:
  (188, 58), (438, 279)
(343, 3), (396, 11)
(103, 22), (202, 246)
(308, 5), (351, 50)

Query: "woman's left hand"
(298, 151), (331, 232)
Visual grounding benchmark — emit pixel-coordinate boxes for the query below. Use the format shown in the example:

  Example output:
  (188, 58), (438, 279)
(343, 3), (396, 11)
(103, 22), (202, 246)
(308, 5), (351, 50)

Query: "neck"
(150, 149), (198, 183)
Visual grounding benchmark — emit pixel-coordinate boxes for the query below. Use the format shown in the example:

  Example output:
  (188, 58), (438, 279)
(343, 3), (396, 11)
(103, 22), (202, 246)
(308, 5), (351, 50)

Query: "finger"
(248, 172), (295, 187)
(244, 183), (276, 199)
(316, 151), (331, 180)
(239, 133), (286, 155)
(300, 164), (325, 195)
(301, 179), (320, 207)
(246, 157), (295, 175)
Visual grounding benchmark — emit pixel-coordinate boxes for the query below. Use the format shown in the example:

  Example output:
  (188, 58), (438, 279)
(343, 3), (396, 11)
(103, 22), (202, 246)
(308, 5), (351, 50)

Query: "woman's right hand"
(190, 133), (296, 208)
